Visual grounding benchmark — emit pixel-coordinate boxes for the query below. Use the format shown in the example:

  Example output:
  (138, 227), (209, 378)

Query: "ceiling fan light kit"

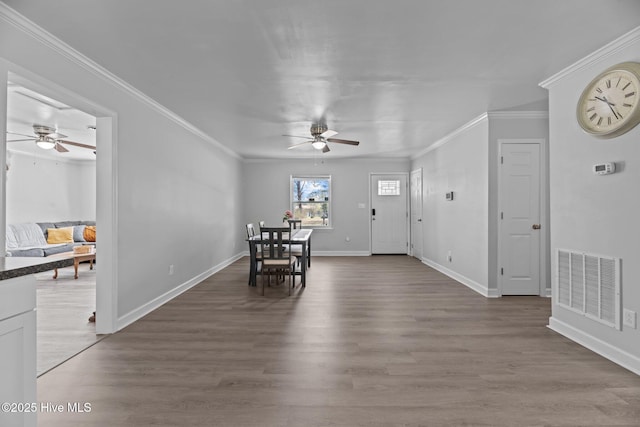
(35, 137), (56, 150)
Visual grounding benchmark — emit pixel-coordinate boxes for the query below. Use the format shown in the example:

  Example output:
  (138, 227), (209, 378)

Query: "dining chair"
(259, 226), (297, 296)
(246, 223), (262, 285)
(287, 219), (305, 267)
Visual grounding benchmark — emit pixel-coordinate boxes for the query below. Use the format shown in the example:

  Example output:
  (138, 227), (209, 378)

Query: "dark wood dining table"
(247, 227), (312, 288)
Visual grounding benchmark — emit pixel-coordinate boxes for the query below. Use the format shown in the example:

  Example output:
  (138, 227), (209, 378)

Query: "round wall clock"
(576, 61), (640, 138)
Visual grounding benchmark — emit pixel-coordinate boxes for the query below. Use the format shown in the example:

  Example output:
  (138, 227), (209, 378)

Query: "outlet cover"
(623, 309), (637, 329)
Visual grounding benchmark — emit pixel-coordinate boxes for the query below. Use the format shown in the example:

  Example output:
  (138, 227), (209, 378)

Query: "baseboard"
(548, 317), (640, 376)
(312, 251), (370, 256)
(117, 252), (245, 331)
(422, 258), (499, 298)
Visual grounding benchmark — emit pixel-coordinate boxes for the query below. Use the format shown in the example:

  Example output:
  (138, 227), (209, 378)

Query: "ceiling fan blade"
(322, 144), (330, 153)
(282, 134), (313, 140)
(287, 141), (310, 150)
(6, 131), (35, 138)
(54, 142), (69, 153)
(326, 138), (359, 146)
(47, 132), (68, 140)
(6, 139), (34, 142)
(57, 140), (96, 150)
(320, 129), (338, 138)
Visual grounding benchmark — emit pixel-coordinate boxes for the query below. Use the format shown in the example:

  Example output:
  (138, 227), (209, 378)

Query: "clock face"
(577, 62), (640, 138)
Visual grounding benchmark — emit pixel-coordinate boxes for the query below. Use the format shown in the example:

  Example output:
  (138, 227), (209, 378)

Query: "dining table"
(247, 227), (312, 288)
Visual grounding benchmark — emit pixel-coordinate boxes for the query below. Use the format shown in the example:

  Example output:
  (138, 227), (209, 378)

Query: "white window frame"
(290, 175), (332, 228)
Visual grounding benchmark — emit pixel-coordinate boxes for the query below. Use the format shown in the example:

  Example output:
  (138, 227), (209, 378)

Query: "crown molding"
(0, 3), (240, 160)
(411, 113), (488, 160)
(540, 25), (640, 89)
(487, 111), (548, 120)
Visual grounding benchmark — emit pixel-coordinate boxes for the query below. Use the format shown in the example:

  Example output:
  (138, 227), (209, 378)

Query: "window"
(291, 175), (331, 228)
(378, 180), (401, 196)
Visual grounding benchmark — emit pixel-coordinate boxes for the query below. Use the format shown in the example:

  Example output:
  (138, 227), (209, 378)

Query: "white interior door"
(371, 174), (408, 254)
(410, 168), (423, 260)
(500, 142), (541, 295)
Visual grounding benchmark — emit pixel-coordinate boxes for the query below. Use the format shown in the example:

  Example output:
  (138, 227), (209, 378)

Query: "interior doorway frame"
(1, 61), (118, 334)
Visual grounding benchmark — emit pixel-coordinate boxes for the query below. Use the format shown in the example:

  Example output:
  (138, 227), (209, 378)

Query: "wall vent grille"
(557, 249), (620, 330)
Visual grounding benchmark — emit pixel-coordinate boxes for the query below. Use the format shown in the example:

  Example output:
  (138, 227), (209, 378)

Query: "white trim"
(422, 257), (500, 298)
(116, 252), (245, 331)
(487, 111), (549, 120)
(0, 3), (240, 160)
(411, 113), (488, 160)
(548, 317), (640, 376)
(540, 25), (640, 89)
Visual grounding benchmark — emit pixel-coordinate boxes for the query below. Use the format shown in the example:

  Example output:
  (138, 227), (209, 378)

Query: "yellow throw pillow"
(47, 227), (74, 244)
(83, 225), (96, 242)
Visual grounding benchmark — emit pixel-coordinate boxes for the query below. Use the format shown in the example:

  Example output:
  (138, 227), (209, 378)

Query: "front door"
(410, 168), (423, 260)
(371, 173), (408, 254)
(500, 142), (541, 295)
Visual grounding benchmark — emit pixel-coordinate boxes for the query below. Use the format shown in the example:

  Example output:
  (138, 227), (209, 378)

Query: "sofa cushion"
(8, 247), (46, 257)
(83, 226), (96, 242)
(73, 225), (87, 242)
(47, 227), (74, 244)
(6, 223), (47, 249)
(43, 244), (74, 256)
(55, 221), (82, 228)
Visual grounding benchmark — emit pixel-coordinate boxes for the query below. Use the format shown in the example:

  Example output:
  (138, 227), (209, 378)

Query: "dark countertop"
(0, 257), (74, 281)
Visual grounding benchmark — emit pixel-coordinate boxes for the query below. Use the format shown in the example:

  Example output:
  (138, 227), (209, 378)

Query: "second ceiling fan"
(6, 124), (96, 154)
(284, 123), (359, 153)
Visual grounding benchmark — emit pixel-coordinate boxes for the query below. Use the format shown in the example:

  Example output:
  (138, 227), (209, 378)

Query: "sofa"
(6, 220), (96, 257)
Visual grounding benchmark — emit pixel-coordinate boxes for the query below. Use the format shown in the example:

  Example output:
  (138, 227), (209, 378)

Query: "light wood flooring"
(35, 263), (98, 376)
(37, 256), (640, 426)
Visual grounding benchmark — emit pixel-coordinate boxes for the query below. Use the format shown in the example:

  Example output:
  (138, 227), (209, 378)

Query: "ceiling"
(3, 0), (640, 159)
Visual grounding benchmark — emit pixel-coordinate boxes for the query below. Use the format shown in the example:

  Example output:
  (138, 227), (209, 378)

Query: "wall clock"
(576, 61), (640, 138)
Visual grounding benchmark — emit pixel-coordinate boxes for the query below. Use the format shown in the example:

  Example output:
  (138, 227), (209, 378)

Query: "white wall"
(243, 157), (410, 254)
(6, 150), (96, 224)
(542, 29), (640, 374)
(0, 8), (245, 330)
(411, 118), (490, 294)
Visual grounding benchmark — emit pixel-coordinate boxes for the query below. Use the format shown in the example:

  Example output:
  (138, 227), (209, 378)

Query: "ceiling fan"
(284, 123), (360, 153)
(6, 124), (96, 153)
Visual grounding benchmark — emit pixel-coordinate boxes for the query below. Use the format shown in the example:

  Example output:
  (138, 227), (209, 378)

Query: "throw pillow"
(47, 227), (74, 244)
(83, 225), (96, 242)
(73, 225), (87, 242)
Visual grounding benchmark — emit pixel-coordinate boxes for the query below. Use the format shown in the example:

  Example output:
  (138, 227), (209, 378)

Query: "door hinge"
(501, 156), (504, 164)
(501, 212), (503, 220)
(501, 268), (504, 275)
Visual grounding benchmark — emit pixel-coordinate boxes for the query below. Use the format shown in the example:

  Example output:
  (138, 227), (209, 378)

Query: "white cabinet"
(0, 275), (37, 427)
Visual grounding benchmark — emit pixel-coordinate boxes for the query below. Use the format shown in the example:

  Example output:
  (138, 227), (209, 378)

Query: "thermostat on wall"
(593, 162), (616, 175)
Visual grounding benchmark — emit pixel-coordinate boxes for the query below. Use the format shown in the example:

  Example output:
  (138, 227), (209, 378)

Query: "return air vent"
(557, 249), (621, 330)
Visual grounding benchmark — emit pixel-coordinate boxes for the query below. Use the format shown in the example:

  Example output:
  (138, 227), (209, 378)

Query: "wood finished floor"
(35, 263), (98, 376)
(37, 256), (640, 427)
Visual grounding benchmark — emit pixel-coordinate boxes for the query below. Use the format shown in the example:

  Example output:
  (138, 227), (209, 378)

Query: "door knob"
(417, 219), (422, 222)
(532, 224), (541, 230)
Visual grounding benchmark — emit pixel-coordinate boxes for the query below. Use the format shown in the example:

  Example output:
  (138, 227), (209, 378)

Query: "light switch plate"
(623, 309), (637, 329)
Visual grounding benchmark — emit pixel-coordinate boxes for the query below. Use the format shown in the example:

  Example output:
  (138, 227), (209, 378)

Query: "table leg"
(74, 258), (80, 279)
(89, 259), (94, 270)
(301, 241), (307, 288)
(249, 241), (257, 287)
(53, 268), (58, 279)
